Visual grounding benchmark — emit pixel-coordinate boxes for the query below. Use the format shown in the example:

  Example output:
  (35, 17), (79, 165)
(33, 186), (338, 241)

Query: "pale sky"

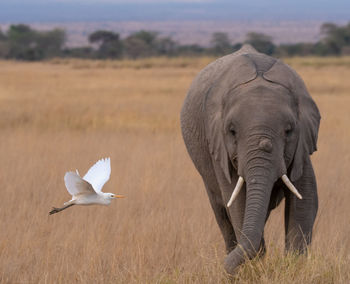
(2, 0), (346, 3)
(0, 0), (349, 23)
(2, 0), (349, 6)
(4, 0), (212, 3)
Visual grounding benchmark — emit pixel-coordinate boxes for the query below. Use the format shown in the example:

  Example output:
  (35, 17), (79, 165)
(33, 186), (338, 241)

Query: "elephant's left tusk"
(281, 174), (303, 199)
(227, 176), (244, 207)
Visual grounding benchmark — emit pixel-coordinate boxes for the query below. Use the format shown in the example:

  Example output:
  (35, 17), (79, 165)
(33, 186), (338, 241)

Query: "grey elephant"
(180, 45), (320, 274)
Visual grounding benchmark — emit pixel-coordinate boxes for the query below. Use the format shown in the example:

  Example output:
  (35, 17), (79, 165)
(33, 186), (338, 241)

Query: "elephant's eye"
(285, 125), (292, 136)
(230, 128), (236, 136)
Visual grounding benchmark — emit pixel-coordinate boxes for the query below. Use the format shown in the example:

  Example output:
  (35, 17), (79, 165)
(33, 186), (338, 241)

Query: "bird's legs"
(49, 203), (75, 215)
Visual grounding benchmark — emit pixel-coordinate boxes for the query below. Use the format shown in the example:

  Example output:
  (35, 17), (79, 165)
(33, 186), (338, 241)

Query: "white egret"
(49, 157), (124, 215)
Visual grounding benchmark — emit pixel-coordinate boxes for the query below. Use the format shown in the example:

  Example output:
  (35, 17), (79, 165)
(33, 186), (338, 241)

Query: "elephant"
(180, 44), (320, 274)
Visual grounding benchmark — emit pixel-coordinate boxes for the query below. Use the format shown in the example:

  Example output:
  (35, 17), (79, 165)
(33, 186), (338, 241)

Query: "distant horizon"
(1, 20), (346, 48)
(1, 1), (349, 47)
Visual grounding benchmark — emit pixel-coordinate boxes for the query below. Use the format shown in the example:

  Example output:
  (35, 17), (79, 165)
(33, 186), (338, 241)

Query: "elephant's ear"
(207, 106), (232, 183)
(264, 61), (321, 181)
(205, 55), (257, 183)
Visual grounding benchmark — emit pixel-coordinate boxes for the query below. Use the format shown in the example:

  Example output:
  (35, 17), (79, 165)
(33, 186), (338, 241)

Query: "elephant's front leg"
(203, 176), (237, 253)
(284, 157), (318, 252)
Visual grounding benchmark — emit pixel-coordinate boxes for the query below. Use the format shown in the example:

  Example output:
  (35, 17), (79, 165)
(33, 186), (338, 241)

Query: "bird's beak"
(114, 194), (125, 198)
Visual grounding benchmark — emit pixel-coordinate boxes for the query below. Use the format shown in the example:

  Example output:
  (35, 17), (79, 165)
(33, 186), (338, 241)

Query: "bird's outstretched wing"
(64, 171), (95, 196)
(83, 157), (111, 192)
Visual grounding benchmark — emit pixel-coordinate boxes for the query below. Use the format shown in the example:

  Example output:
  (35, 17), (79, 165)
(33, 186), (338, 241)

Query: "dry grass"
(0, 56), (349, 283)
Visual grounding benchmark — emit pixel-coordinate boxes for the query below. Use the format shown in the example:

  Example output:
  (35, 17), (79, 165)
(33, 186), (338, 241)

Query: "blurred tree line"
(0, 24), (65, 60)
(1, 22), (350, 61)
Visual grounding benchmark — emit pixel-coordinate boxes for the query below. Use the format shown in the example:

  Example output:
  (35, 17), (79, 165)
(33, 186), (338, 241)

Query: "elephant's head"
(205, 53), (320, 272)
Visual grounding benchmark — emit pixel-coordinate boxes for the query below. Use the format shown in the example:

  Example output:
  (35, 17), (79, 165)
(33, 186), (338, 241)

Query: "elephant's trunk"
(225, 146), (277, 274)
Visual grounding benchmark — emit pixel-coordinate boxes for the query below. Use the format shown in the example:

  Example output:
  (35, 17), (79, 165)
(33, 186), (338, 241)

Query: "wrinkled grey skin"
(180, 45), (320, 274)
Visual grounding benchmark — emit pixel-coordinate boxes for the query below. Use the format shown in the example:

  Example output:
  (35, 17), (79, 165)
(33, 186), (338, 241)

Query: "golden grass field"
(0, 56), (349, 283)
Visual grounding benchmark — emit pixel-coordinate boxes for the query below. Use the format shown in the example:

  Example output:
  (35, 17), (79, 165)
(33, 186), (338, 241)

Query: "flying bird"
(49, 157), (124, 215)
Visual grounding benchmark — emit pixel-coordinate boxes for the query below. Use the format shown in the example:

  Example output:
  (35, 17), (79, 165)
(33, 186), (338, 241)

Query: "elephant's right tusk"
(281, 174), (303, 199)
(227, 176), (244, 207)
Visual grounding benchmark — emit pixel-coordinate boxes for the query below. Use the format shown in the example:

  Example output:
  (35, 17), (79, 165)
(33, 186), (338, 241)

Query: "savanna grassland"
(0, 56), (349, 283)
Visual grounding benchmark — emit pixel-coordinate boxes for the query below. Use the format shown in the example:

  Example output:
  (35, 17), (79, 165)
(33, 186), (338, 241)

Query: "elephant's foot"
(285, 243), (309, 256)
(285, 232), (310, 255)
